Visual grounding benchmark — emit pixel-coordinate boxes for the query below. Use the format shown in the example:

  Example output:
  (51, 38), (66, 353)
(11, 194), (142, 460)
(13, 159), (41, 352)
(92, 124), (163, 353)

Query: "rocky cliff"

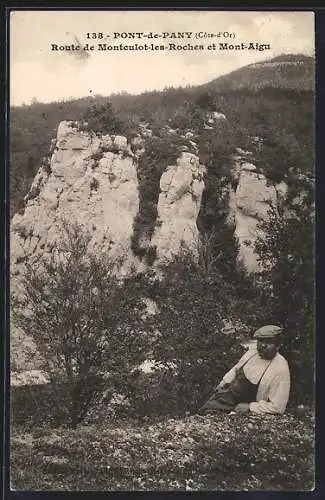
(11, 121), (140, 278)
(11, 122), (208, 278)
(11, 120), (285, 278)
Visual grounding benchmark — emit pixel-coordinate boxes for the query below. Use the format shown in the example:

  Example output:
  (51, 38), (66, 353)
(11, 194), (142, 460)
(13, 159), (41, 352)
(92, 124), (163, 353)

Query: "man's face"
(257, 338), (279, 360)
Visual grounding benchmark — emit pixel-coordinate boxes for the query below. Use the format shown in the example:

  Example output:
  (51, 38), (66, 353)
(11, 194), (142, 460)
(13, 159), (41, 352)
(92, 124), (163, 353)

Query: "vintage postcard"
(8, 9), (315, 491)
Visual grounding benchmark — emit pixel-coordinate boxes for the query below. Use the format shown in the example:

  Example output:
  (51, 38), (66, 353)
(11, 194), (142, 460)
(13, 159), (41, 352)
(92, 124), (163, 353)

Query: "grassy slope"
(11, 411), (314, 491)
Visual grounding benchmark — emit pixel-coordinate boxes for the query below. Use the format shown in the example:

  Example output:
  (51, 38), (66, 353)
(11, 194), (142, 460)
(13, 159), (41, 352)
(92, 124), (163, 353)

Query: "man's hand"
(235, 403), (250, 414)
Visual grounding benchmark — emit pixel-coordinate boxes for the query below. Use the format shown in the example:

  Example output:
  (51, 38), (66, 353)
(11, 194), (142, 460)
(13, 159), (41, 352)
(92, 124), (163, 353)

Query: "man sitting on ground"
(199, 325), (290, 415)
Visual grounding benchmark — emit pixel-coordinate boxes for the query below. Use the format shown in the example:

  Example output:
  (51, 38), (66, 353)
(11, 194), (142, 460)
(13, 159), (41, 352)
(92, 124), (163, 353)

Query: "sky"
(10, 10), (315, 106)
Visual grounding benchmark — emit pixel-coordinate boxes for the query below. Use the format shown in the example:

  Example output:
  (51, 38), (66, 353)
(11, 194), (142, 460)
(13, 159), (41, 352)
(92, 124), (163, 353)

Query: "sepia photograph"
(9, 9), (315, 491)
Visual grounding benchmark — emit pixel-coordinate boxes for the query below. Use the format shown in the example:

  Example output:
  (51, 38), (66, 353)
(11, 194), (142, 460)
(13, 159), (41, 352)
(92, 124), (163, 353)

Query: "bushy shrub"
(11, 221), (152, 427)
(254, 131), (302, 183)
(125, 251), (253, 416)
(195, 91), (217, 111)
(168, 101), (205, 132)
(81, 101), (124, 136)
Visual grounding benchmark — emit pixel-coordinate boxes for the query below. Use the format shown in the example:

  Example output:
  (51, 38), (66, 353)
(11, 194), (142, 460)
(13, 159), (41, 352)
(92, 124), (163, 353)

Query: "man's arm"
(249, 369), (290, 415)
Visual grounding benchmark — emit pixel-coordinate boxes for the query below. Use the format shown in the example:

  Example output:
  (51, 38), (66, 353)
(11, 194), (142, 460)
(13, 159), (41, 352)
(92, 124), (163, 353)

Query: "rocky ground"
(11, 409), (314, 492)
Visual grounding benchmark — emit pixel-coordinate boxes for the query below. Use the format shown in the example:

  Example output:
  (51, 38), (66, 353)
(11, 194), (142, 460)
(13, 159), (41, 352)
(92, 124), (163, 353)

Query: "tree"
(137, 247), (252, 416)
(11, 221), (151, 427)
(254, 131), (301, 183)
(195, 91), (216, 111)
(81, 101), (124, 135)
(254, 179), (315, 404)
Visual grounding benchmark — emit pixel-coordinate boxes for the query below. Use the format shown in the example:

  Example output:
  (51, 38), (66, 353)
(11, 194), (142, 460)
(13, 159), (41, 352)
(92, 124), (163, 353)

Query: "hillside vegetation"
(203, 54), (314, 92)
(10, 54), (314, 216)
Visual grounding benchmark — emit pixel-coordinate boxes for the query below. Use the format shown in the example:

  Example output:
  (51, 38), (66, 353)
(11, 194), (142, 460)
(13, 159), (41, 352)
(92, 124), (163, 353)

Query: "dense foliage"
(197, 124), (247, 277)
(80, 101), (125, 136)
(10, 56), (314, 217)
(254, 178), (315, 404)
(123, 241), (261, 418)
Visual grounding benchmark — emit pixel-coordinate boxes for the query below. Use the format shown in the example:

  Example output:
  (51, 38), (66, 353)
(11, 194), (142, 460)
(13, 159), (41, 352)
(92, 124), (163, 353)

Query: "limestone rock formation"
(11, 120), (286, 282)
(150, 152), (206, 263)
(11, 119), (288, 281)
(11, 121), (140, 280)
(229, 159), (285, 272)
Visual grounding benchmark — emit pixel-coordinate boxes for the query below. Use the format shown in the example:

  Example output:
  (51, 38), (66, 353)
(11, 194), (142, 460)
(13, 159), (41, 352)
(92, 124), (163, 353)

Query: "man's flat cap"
(253, 325), (283, 339)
